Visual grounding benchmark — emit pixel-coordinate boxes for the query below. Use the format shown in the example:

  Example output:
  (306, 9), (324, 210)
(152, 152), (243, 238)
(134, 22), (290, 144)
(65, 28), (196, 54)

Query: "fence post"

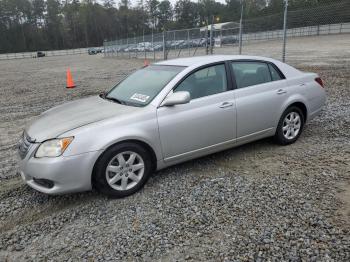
(205, 26), (208, 55)
(174, 31), (176, 54)
(282, 0), (288, 62)
(103, 40), (106, 57)
(239, 0), (244, 55)
(152, 30), (155, 60)
(187, 29), (191, 56)
(220, 29), (222, 48)
(163, 30), (167, 60)
(210, 18), (214, 55)
(143, 31), (146, 59)
(126, 38), (130, 59)
(132, 35), (135, 58)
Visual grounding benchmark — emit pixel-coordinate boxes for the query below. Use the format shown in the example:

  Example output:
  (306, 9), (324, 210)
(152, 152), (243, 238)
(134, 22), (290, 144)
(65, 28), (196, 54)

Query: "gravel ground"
(0, 35), (350, 261)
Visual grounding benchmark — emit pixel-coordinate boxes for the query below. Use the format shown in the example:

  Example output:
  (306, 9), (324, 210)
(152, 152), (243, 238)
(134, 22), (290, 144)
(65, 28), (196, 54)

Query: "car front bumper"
(18, 144), (102, 195)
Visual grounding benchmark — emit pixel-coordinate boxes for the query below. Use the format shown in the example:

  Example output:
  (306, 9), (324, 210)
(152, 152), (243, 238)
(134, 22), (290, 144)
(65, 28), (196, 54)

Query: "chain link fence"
(104, 28), (211, 60)
(104, 1), (350, 63)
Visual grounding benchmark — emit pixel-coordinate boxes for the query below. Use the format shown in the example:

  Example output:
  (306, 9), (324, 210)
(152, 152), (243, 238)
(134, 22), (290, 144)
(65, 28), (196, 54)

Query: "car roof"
(154, 55), (302, 78)
(155, 55), (280, 67)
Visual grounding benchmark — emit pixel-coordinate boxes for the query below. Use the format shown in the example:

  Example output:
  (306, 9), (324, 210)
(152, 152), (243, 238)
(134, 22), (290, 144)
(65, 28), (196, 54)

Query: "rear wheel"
(274, 106), (305, 145)
(93, 143), (152, 197)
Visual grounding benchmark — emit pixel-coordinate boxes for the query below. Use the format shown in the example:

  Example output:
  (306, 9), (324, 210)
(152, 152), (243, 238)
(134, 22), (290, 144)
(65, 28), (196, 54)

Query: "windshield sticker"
(130, 93), (150, 103)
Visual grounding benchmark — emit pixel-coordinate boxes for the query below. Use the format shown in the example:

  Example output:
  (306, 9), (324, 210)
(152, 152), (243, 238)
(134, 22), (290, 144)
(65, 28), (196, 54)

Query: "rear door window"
(231, 61), (272, 89)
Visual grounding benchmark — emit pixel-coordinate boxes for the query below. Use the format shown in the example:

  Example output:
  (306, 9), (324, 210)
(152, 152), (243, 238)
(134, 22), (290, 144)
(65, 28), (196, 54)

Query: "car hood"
(26, 95), (139, 142)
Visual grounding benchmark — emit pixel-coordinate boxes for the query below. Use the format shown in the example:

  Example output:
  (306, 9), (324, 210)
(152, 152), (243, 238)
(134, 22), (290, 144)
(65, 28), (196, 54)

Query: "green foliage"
(174, 0), (199, 29)
(157, 0), (172, 30)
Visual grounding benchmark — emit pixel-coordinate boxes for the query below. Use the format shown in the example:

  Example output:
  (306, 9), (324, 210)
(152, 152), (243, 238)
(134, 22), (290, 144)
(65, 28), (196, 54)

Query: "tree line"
(0, 0), (345, 53)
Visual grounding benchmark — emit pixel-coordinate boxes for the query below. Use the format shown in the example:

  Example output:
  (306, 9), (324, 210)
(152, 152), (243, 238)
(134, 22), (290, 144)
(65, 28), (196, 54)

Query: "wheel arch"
(280, 95), (309, 122)
(91, 139), (158, 187)
(286, 101), (308, 122)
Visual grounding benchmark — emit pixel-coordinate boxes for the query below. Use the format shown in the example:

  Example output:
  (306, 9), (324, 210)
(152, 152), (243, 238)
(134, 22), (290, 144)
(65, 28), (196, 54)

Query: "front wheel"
(274, 106), (305, 145)
(93, 143), (153, 198)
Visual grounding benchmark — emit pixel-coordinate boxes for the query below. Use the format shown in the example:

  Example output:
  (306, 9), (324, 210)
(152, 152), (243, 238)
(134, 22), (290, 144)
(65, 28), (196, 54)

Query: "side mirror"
(161, 91), (190, 107)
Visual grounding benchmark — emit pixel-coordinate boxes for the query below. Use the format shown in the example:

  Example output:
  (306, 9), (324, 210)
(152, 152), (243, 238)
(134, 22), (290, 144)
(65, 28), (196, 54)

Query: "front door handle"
(277, 89), (287, 95)
(219, 102), (234, 108)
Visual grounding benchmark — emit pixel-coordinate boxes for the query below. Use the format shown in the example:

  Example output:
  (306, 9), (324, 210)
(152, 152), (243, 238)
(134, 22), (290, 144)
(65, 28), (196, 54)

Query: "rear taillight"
(315, 77), (324, 88)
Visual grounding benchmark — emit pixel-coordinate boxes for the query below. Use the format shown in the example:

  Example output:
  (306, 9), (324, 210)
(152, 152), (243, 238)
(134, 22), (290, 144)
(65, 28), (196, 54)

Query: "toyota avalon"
(18, 55), (326, 197)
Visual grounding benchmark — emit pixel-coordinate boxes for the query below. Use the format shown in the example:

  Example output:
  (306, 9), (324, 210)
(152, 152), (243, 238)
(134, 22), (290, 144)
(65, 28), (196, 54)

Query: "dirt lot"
(0, 34), (349, 261)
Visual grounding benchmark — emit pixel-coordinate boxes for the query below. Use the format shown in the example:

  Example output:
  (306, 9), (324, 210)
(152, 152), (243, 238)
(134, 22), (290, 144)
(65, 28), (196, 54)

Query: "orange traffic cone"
(66, 68), (76, 88)
(144, 59), (149, 66)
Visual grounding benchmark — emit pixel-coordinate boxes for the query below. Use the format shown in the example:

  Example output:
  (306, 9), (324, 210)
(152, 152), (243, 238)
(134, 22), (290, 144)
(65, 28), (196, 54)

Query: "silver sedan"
(18, 55), (326, 197)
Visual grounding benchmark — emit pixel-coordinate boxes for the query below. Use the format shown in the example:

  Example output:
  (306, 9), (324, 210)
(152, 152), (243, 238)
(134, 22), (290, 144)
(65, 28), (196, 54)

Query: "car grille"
(18, 132), (34, 159)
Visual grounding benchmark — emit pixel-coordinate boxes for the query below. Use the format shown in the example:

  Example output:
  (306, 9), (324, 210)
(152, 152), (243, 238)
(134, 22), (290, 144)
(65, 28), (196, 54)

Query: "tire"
(274, 106), (305, 145)
(93, 142), (153, 198)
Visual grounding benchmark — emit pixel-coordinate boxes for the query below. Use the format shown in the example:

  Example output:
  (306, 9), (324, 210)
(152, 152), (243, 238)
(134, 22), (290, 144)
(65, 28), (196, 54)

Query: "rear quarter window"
(268, 64), (284, 81)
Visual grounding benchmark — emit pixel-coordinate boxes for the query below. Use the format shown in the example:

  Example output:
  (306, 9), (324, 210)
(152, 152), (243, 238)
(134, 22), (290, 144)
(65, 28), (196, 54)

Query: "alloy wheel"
(282, 111), (301, 140)
(105, 151), (145, 191)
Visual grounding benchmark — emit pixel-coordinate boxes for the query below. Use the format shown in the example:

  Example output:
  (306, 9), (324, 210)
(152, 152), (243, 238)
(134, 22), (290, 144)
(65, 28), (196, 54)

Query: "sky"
(126, 0), (228, 7)
(97, 0), (228, 8)
(163, 0), (227, 4)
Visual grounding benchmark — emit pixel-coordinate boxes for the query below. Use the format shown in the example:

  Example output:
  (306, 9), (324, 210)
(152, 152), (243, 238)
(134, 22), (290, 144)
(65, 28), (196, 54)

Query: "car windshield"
(105, 65), (185, 107)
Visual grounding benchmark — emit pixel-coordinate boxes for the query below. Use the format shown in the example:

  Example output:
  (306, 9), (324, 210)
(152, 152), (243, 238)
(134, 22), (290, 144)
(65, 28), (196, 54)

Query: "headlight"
(35, 137), (74, 158)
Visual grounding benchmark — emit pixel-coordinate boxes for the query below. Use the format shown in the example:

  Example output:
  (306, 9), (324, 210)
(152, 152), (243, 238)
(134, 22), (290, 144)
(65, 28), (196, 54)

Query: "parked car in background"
(37, 51), (45, 57)
(220, 35), (239, 45)
(88, 47), (103, 55)
(18, 55), (326, 197)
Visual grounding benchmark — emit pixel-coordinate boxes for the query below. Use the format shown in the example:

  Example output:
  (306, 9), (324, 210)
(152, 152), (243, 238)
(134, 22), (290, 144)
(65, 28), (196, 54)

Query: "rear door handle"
(219, 102), (234, 108)
(277, 89), (287, 95)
